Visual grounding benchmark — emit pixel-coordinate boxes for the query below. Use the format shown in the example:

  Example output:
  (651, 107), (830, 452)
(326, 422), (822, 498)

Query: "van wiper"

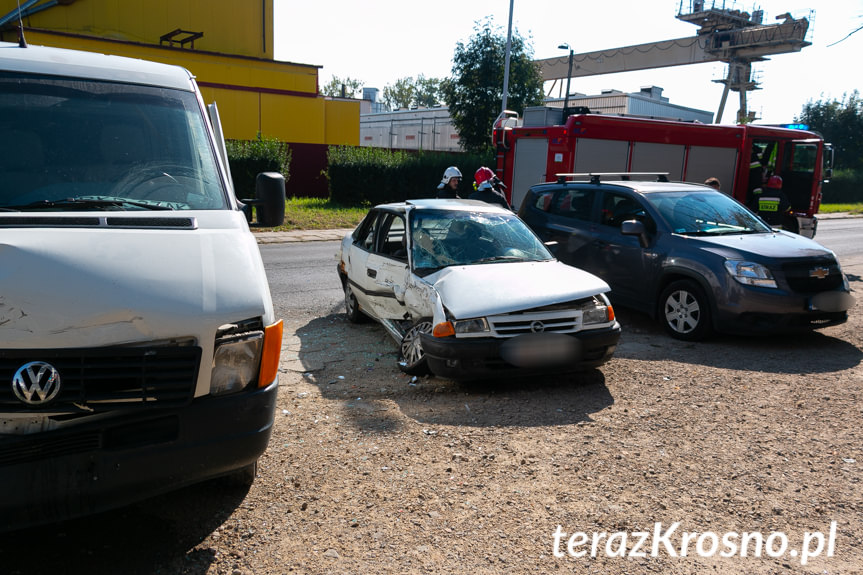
(7, 197), (175, 211)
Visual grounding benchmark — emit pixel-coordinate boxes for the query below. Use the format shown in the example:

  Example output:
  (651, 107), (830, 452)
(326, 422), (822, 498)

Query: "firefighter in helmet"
(436, 166), (463, 199)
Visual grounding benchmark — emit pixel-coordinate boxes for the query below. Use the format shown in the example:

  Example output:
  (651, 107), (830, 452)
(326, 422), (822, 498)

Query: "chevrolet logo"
(809, 267), (830, 280)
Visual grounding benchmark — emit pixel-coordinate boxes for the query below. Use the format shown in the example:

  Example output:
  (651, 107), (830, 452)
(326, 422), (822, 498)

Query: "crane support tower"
(536, 1), (811, 123)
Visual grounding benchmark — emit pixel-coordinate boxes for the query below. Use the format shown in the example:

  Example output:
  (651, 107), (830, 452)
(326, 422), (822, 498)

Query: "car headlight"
(581, 295), (614, 325)
(452, 317), (490, 334)
(724, 260), (777, 288)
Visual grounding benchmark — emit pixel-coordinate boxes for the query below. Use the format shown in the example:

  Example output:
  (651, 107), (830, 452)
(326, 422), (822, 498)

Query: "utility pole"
(501, 0), (515, 115)
(558, 44), (573, 118)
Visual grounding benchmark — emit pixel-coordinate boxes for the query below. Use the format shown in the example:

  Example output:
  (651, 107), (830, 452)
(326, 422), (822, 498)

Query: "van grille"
(0, 346), (200, 412)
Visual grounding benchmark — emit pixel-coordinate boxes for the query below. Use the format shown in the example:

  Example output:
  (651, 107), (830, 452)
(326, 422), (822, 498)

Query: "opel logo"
(12, 362), (61, 406)
(809, 267), (829, 280)
(529, 320), (545, 333)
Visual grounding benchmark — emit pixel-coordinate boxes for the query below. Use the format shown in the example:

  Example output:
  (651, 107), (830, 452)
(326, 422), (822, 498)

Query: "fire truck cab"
(493, 108), (831, 238)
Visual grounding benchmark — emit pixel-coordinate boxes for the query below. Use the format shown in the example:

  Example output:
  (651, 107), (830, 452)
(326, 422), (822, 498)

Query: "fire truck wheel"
(659, 279), (713, 341)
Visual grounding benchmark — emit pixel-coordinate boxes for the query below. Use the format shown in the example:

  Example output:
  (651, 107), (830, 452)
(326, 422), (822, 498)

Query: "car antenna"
(16, 0), (27, 48)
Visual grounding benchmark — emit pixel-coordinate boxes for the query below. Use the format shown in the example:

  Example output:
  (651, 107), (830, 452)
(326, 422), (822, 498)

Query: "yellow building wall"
(0, 0), (273, 58)
(325, 100), (361, 146)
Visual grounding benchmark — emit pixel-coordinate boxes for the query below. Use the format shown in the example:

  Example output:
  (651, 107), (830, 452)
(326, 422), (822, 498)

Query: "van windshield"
(0, 72), (228, 211)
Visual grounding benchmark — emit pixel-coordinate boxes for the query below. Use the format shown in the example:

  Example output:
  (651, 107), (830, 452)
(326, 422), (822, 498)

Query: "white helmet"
(437, 166), (462, 189)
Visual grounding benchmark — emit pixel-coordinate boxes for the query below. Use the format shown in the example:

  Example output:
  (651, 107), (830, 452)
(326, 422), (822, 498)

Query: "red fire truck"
(492, 109), (833, 237)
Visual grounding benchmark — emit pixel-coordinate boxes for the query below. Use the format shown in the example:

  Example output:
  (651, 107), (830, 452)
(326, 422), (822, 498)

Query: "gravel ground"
(3, 261), (862, 575)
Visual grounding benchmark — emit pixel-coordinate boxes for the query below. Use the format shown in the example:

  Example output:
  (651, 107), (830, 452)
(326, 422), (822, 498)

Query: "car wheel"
(398, 318), (433, 375)
(344, 283), (366, 323)
(659, 280), (712, 341)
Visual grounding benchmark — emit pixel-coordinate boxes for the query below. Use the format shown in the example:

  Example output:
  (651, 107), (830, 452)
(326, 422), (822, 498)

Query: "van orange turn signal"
(258, 319), (283, 387)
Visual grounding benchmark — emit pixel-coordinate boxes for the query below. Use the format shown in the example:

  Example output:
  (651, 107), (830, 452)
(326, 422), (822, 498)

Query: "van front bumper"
(0, 380), (278, 532)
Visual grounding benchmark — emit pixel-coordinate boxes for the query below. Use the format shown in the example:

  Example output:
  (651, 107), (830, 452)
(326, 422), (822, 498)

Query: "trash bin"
(254, 172), (286, 227)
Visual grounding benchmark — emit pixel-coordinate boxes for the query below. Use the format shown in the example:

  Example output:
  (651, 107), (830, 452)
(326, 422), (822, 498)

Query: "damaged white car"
(336, 199), (621, 380)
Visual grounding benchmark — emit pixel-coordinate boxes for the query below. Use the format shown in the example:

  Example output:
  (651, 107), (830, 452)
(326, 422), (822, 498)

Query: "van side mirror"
(621, 219), (649, 248)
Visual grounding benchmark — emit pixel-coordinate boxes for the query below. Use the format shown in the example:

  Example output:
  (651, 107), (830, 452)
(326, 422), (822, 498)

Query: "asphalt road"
(259, 217), (863, 319)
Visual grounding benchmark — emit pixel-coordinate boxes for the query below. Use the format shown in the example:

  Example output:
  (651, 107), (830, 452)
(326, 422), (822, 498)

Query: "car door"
(527, 185), (596, 267)
(588, 190), (661, 312)
(351, 211), (411, 320)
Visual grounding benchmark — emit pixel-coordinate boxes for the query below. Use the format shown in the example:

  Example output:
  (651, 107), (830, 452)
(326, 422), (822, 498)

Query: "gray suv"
(518, 174), (854, 341)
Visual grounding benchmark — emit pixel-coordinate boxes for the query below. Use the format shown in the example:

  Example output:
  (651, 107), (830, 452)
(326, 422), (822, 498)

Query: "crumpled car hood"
(427, 260), (610, 319)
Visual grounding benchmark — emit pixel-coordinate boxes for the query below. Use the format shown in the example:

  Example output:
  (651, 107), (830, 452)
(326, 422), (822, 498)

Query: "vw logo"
(12, 362), (62, 406)
(529, 320), (546, 333)
(809, 267), (829, 280)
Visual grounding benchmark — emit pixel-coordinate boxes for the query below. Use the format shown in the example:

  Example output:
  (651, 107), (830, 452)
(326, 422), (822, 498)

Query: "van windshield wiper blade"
(7, 197), (175, 211)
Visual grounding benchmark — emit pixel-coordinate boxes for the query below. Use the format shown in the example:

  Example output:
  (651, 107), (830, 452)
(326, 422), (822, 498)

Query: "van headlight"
(724, 260), (777, 288)
(211, 329), (264, 395)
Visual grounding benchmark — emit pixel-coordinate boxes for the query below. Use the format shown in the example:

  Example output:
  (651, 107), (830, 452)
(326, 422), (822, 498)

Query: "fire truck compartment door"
(512, 138), (548, 211)
(630, 142), (685, 181)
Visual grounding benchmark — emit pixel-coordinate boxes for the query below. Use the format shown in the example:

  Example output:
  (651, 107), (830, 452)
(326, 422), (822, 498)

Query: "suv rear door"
(522, 185), (596, 264)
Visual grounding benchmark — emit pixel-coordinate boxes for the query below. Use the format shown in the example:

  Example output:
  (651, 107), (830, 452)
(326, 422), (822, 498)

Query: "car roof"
(0, 41), (195, 91)
(529, 179), (713, 195)
(374, 198), (512, 214)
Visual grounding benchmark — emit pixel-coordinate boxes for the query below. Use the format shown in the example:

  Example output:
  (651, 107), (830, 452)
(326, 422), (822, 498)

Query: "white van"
(0, 42), (282, 530)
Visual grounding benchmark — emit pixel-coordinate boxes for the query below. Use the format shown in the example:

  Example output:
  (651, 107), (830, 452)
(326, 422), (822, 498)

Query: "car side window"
(376, 214), (407, 260)
(550, 188), (593, 222)
(532, 190), (555, 212)
(358, 211), (380, 251)
(601, 192), (654, 232)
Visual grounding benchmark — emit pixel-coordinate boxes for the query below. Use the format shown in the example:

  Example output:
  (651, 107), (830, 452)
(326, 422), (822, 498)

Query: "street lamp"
(558, 43), (574, 119)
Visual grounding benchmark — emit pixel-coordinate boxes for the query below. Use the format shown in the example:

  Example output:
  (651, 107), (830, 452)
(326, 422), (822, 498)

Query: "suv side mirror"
(621, 219), (649, 248)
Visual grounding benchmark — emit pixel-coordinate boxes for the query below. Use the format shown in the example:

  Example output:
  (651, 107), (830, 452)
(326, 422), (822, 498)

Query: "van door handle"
(367, 268), (377, 278)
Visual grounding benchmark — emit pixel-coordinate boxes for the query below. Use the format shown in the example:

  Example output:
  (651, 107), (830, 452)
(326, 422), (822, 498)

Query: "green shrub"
(226, 134), (291, 200)
(821, 169), (863, 204)
(326, 146), (495, 205)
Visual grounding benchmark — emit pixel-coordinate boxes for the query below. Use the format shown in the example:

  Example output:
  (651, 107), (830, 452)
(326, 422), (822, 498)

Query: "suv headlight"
(724, 260), (777, 288)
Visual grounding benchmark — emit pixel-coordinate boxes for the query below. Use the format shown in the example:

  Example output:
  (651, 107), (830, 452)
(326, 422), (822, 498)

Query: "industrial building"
(359, 85), (713, 152)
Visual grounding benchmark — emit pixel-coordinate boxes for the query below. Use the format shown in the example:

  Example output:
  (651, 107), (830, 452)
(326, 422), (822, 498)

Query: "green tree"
(797, 91), (863, 171)
(441, 17), (543, 153)
(415, 75), (443, 108)
(383, 75), (444, 110)
(383, 77), (416, 110)
(320, 76), (364, 98)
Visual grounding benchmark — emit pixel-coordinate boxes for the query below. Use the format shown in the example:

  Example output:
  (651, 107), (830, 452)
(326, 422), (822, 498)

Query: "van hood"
(427, 260), (610, 319)
(0, 212), (272, 348)
(692, 230), (836, 260)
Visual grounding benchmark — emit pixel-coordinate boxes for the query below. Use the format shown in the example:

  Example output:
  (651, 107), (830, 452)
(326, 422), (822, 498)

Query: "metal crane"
(535, 1), (811, 123)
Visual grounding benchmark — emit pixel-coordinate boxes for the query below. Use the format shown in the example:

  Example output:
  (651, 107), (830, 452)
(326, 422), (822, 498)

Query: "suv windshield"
(647, 190), (772, 235)
(0, 72), (227, 211)
(409, 209), (553, 272)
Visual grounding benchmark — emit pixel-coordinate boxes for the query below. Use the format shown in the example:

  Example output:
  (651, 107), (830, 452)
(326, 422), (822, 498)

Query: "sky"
(275, 0), (863, 125)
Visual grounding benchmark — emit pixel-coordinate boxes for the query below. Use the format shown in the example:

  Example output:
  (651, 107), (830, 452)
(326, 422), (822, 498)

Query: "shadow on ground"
(0, 476), (250, 575)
